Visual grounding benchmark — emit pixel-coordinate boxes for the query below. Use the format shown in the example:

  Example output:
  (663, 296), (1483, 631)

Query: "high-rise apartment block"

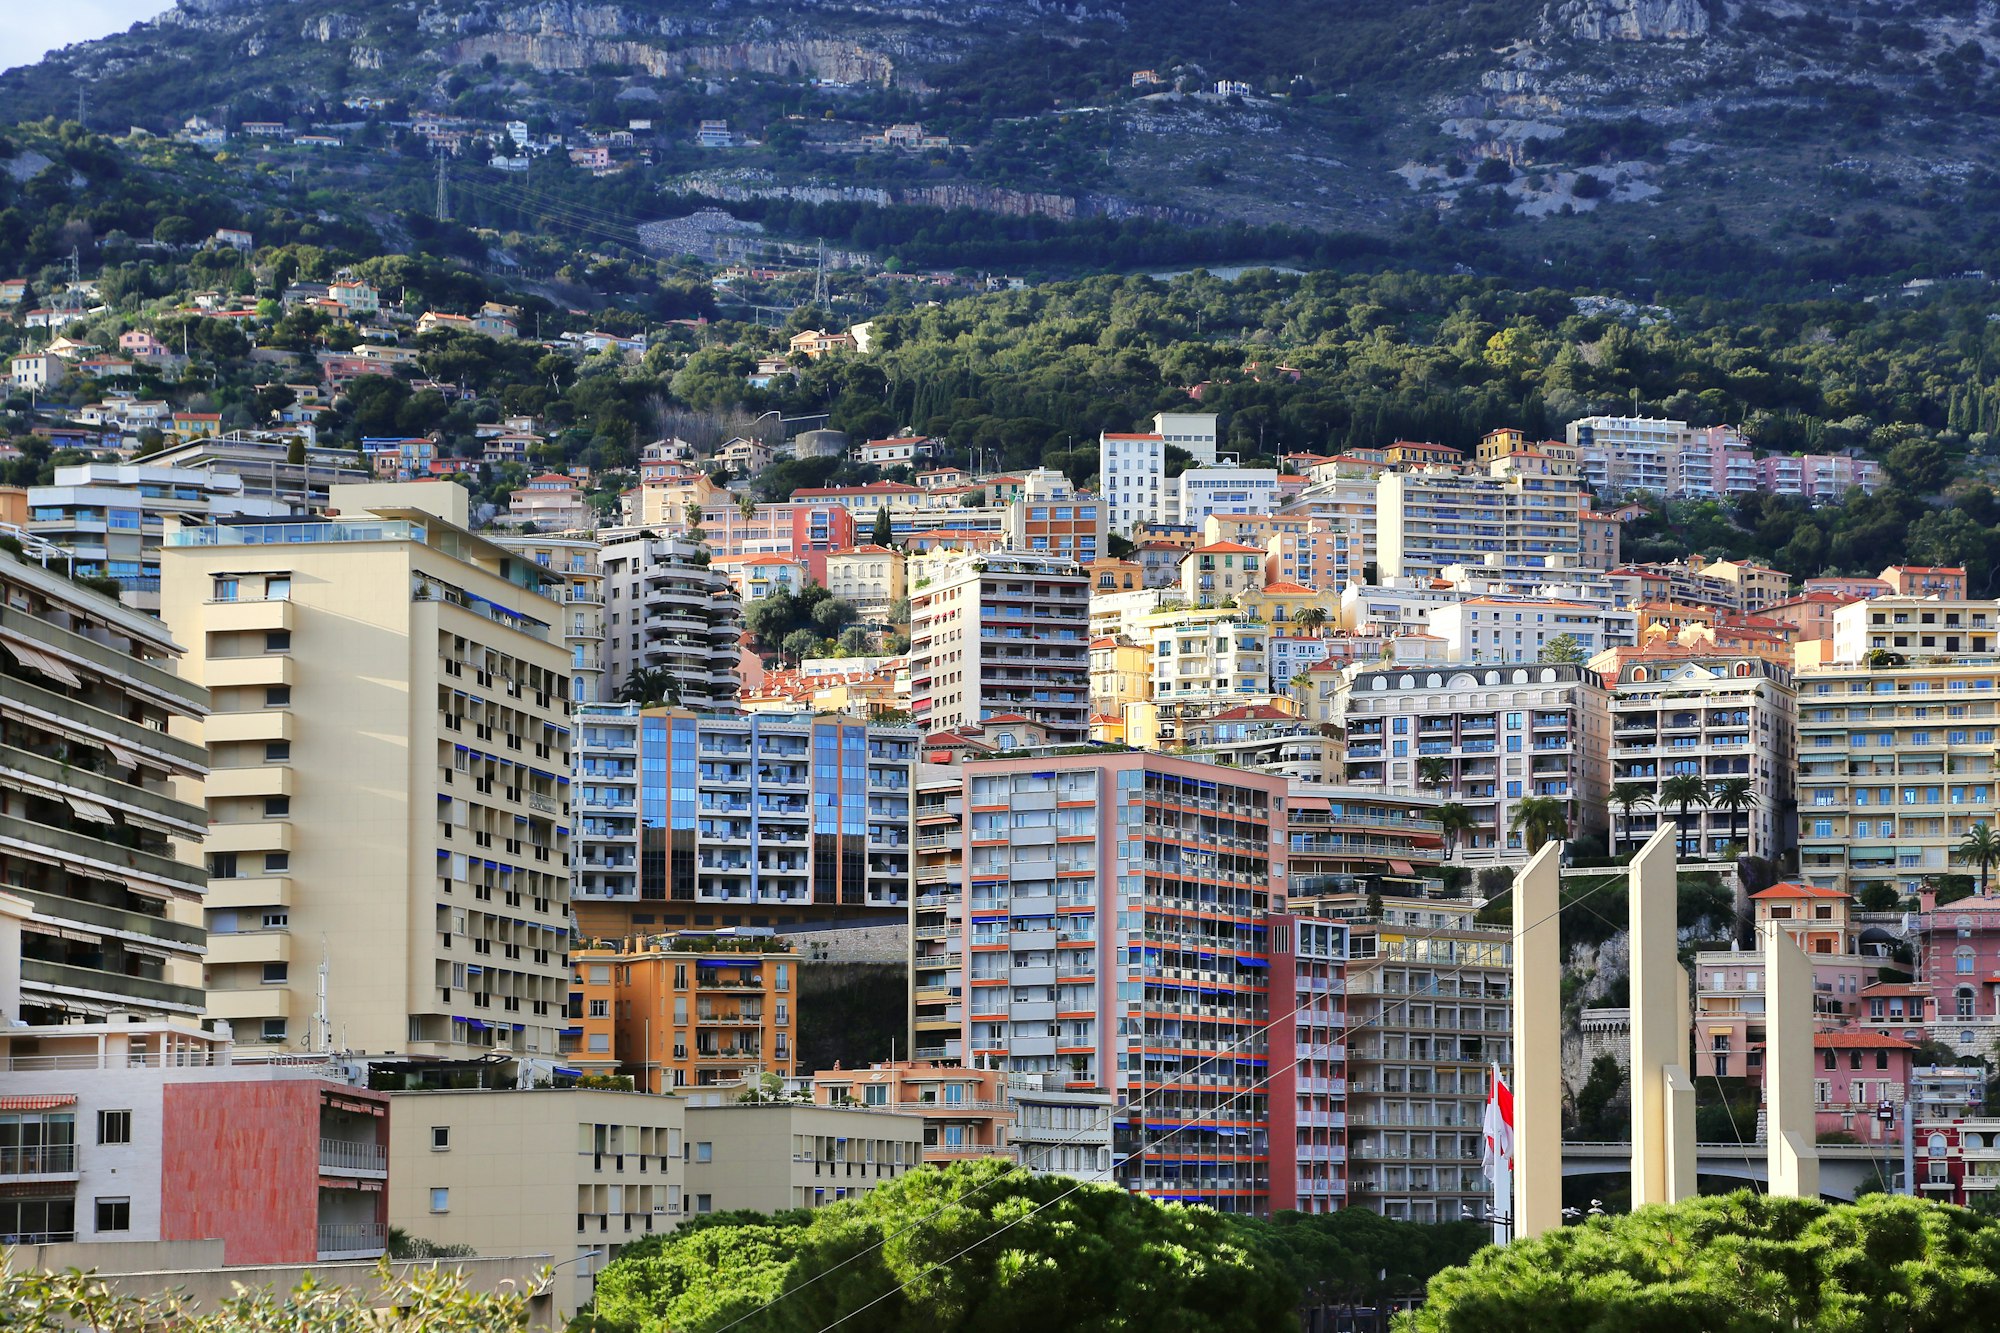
(0, 550), (209, 1024)
(916, 753), (1289, 1211)
(567, 934), (798, 1091)
(162, 484), (573, 1058)
(1375, 468), (1584, 586)
(570, 706), (917, 934)
(496, 534), (607, 705)
(909, 552), (1089, 742)
(599, 534), (743, 708)
(1099, 433), (1167, 536)
(1598, 646), (1796, 861)
(1796, 601), (2000, 898)
(1335, 663), (1610, 865)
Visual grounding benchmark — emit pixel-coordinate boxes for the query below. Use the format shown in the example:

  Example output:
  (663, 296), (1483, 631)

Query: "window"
(265, 686), (291, 708)
(262, 910), (289, 929)
(261, 1019), (287, 1042)
(264, 796), (290, 818)
(265, 575), (291, 601)
(430, 1187), (450, 1213)
(431, 1126), (450, 1151)
(94, 1198), (131, 1233)
(97, 1110), (131, 1145)
(265, 631), (291, 653)
(589, 999), (609, 1018)
(262, 963), (288, 984)
(695, 1141), (713, 1164)
(210, 852), (239, 878)
(213, 576), (240, 602)
(695, 1193), (712, 1214)
(264, 853), (290, 874)
(265, 741), (291, 763)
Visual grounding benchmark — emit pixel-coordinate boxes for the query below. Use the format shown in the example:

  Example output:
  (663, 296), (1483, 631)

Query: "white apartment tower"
(909, 552), (1089, 741)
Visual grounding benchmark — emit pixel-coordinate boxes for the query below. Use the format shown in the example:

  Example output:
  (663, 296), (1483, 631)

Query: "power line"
(701, 868), (1619, 1333)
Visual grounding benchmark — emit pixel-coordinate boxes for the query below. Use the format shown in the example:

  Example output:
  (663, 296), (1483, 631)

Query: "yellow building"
(569, 935), (800, 1093)
(1181, 540), (1264, 606)
(1088, 634), (1153, 716)
(494, 533), (606, 705)
(162, 482), (574, 1057)
(823, 544), (906, 620)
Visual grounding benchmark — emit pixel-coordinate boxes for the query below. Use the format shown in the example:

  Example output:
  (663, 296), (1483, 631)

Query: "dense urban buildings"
(909, 551), (1090, 742)
(599, 533), (744, 707)
(567, 933), (799, 1090)
(161, 483), (574, 1059)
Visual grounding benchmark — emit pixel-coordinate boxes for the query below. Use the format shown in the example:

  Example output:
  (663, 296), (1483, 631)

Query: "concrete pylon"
(1510, 840), (1563, 1239)
(1762, 919), (1822, 1198)
(1629, 826), (1696, 1206)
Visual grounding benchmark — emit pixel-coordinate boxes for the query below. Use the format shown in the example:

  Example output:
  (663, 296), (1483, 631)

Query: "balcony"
(320, 1137), (388, 1175)
(21, 958), (202, 1013)
(0, 1142), (78, 1177)
(317, 1221), (387, 1259)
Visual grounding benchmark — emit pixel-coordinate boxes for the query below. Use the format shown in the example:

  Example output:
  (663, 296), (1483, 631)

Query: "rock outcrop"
(1555, 0), (1709, 41)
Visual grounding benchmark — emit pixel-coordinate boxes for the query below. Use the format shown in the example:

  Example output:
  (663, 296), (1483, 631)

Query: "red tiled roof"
(1814, 1031), (1917, 1050)
(1190, 541), (1264, 555)
(1753, 882), (1849, 899)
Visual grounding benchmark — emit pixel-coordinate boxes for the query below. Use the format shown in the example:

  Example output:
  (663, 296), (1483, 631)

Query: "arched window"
(1930, 1133), (1950, 1158)
(1958, 987), (1976, 1019)
(1632, 667), (1648, 682)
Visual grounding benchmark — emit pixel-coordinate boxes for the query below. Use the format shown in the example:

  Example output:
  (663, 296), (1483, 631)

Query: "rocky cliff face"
(440, 30), (908, 87)
(1555, 0), (1709, 41)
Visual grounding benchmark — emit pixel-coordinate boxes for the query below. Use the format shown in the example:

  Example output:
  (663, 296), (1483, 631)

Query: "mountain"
(4, 0), (2000, 292)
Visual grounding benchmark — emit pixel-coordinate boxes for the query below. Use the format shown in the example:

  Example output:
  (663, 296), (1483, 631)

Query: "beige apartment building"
(824, 543), (906, 621)
(495, 533), (607, 705)
(161, 483), (574, 1058)
(387, 1087), (684, 1317)
(682, 1102), (924, 1215)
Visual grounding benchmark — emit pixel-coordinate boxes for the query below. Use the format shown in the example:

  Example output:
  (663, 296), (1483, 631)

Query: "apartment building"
(570, 706), (916, 934)
(1284, 787), (1446, 903)
(910, 772), (966, 1063)
(1596, 646), (1797, 861)
(823, 544), (905, 620)
(1311, 890), (1510, 1223)
(1702, 559), (1791, 612)
(495, 534), (606, 705)
(0, 1010), (388, 1264)
(909, 551), (1089, 742)
(1180, 540), (1265, 606)
(1089, 635), (1153, 719)
(161, 484), (573, 1057)
(144, 432), (371, 509)
(1691, 884), (1885, 1082)
(0, 550), (209, 1024)
(1278, 474), (1379, 581)
(648, 501), (856, 583)
(1425, 598), (1632, 664)
(387, 1087), (682, 1315)
(1578, 511), (1622, 572)
(1099, 433), (1167, 535)
(1184, 710), (1342, 783)
(681, 1102), (924, 1214)
(26, 463), (293, 610)
(1796, 604), (2000, 898)
(1911, 890), (2000, 1057)
(1003, 469), (1104, 565)
(811, 1061), (1012, 1162)
(945, 753), (1289, 1212)
(1335, 662), (1610, 865)
(1760, 453), (1881, 502)
(1882, 565), (1968, 599)
(1152, 411), (1219, 463)
(1176, 467), (1280, 531)
(1375, 467), (1584, 585)
(568, 934), (798, 1091)
(1567, 416), (1681, 496)
(599, 533), (743, 709)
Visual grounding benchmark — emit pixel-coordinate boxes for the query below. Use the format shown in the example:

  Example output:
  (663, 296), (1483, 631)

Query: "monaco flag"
(1482, 1064), (1515, 1179)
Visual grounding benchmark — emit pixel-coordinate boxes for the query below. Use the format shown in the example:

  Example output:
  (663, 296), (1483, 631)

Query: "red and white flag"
(1482, 1064), (1514, 1179)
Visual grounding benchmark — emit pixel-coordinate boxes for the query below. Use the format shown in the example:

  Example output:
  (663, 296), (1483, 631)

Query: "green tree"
(1711, 776), (1755, 850)
(1959, 822), (2000, 897)
(1660, 772), (1713, 858)
(1436, 802), (1476, 861)
(1408, 1192), (2000, 1333)
(1609, 781), (1653, 850)
(871, 505), (893, 547)
(1416, 757), (1452, 797)
(586, 1159), (1297, 1333)
(1537, 633), (1585, 664)
(781, 628), (822, 661)
(1293, 605), (1328, 636)
(1509, 795), (1567, 854)
(616, 668), (679, 707)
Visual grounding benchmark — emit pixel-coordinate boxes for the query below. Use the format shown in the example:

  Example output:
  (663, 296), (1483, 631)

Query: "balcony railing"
(0, 1143), (76, 1175)
(320, 1138), (388, 1174)
(317, 1221), (387, 1256)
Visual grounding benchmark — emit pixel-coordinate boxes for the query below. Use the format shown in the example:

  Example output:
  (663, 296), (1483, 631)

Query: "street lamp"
(541, 1248), (610, 1329)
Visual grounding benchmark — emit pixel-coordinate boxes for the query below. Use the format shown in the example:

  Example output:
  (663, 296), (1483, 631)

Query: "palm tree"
(735, 491), (757, 522)
(1436, 802), (1476, 861)
(1510, 796), (1568, 854)
(1712, 777), (1755, 851)
(616, 668), (680, 707)
(1659, 772), (1713, 858)
(1609, 781), (1653, 851)
(1416, 757), (1452, 798)
(1294, 606), (1328, 637)
(1959, 823), (2000, 897)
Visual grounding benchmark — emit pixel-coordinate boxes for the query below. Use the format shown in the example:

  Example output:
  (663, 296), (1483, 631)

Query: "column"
(1629, 826), (1695, 1205)
(1762, 919), (1821, 1198)
(1511, 841), (1562, 1239)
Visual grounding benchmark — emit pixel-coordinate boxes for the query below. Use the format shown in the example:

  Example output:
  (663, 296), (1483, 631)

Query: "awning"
(65, 794), (116, 824)
(1389, 860), (1416, 876)
(323, 1095), (383, 1117)
(103, 742), (140, 770)
(3, 640), (82, 689)
(0, 1094), (77, 1111)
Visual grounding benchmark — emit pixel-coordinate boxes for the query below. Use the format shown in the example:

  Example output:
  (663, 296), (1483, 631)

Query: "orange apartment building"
(568, 934), (799, 1092)
(810, 1061), (1014, 1161)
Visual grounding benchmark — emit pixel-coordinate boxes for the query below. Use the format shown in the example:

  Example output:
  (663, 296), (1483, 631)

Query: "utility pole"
(813, 238), (827, 308)
(435, 144), (450, 222)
